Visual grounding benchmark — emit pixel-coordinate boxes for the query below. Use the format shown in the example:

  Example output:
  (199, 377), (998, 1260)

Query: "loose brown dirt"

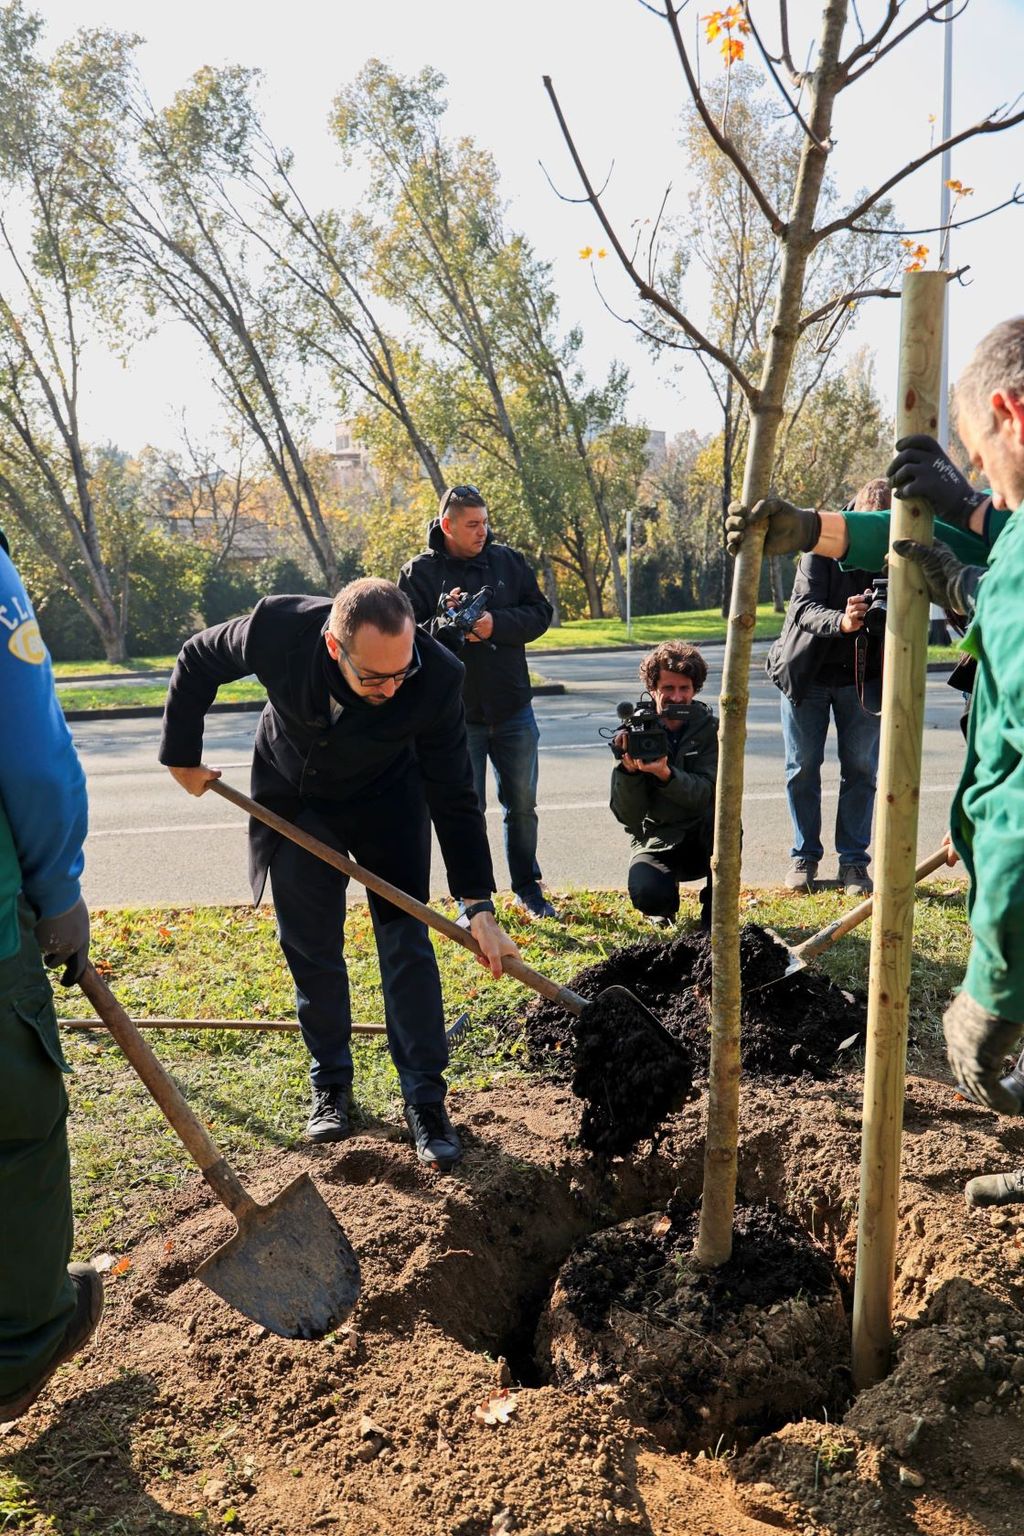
(7, 1021), (1024, 1533)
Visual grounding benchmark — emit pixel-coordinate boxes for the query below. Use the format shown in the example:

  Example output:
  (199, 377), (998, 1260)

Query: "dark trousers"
(0, 903), (75, 1398)
(627, 829), (713, 919)
(466, 703), (543, 897)
(269, 786), (448, 1105)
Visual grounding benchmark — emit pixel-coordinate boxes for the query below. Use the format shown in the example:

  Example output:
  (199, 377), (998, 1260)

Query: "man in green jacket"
(0, 532), (102, 1422)
(609, 641), (718, 930)
(727, 316), (1024, 1207)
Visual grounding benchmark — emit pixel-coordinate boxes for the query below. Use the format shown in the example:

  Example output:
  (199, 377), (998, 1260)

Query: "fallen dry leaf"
(474, 1389), (518, 1427)
(652, 1214), (673, 1237)
(110, 1256), (132, 1277)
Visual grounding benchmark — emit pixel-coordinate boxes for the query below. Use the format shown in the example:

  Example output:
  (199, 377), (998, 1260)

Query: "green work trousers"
(0, 901), (75, 1398)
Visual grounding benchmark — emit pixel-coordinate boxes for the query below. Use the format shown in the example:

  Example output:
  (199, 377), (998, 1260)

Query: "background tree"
(545, 0), (1024, 1267)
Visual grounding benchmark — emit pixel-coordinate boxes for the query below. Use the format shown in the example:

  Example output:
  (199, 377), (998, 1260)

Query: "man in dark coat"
(398, 485), (556, 918)
(160, 577), (518, 1169)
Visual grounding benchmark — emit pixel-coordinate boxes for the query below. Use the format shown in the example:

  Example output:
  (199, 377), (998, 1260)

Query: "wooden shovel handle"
(210, 780), (585, 1016)
(77, 963), (258, 1220)
(792, 845), (952, 962)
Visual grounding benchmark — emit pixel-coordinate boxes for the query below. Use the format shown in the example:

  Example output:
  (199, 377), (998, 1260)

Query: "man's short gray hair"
(329, 577), (414, 644)
(956, 316), (1024, 434)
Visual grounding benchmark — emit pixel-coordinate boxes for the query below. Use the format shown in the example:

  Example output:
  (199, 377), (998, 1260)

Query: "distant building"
(643, 430), (667, 471)
(330, 422), (376, 492)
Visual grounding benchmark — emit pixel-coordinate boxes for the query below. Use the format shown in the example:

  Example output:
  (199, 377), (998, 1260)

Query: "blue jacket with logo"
(0, 542), (87, 958)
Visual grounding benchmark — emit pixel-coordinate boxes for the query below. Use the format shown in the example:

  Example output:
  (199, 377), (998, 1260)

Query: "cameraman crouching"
(610, 642), (718, 931)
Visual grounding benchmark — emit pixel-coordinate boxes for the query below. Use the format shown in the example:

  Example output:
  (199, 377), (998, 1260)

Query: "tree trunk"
(697, 0), (849, 1271)
(581, 553), (603, 618)
(540, 555), (562, 626)
(770, 554), (786, 611)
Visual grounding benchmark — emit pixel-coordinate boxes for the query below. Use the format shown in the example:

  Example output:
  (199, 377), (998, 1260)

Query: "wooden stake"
(851, 270), (946, 1390)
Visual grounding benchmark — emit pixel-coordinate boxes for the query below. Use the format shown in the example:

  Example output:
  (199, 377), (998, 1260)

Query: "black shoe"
(512, 886), (559, 920)
(699, 885), (712, 933)
(305, 1085), (351, 1144)
(404, 1100), (462, 1170)
(0, 1264), (104, 1424)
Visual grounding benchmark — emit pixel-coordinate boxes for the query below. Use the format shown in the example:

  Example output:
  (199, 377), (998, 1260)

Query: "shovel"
(77, 963), (361, 1339)
(780, 845), (952, 977)
(209, 780), (686, 1063)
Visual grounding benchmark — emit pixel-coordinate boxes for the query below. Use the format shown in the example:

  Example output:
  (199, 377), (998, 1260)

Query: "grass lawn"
(58, 671), (554, 712)
(64, 884), (970, 1258)
(51, 654), (178, 679)
(527, 605), (786, 650)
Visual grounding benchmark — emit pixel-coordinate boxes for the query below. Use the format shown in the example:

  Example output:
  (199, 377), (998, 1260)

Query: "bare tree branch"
(542, 73), (759, 403)
(844, 0), (970, 84)
(848, 186), (1024, 237)
(741, 3), (828, 147)
(660, 2), (786, 235)
(798, 285), (901, 332)
(813, 108), (1024, 244)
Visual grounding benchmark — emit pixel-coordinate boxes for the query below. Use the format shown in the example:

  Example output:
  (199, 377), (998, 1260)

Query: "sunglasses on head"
(440, 484), (483, 517)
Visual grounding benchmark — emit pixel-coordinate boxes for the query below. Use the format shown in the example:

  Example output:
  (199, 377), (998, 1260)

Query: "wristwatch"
(462, 901), (496, 921)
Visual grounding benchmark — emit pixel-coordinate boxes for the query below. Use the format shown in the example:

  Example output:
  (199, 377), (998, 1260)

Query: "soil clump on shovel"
(571, 989), (694, 1157)
(522, 923), (866, 1092)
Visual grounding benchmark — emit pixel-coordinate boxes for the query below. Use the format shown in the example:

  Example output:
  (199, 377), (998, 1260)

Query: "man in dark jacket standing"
(765, 479), (888, 895)
(399, 485), (556, 918)
(610, 641), (718, 930)
(160, 577), (519, 1169)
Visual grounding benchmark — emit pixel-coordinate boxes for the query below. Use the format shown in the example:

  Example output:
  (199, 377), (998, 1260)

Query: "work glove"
(34, 896), (90, 986)
(887, 434), (986, 529)
(891, 538), (985, 618)
(944, 990), (1024, 1115)
(724, 498), (821, 559)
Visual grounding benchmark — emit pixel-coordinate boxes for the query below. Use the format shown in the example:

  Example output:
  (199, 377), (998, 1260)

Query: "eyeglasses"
(440, 484), (484, 517)
(335, 637), (421, 688)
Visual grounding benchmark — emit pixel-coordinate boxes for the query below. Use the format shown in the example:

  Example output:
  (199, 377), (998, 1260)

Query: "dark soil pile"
(523, 924), (865, 1082)
(572, 991), (693, 1158)
(556, 1197), (837, 1334)
(537, 1199), (848, 1453)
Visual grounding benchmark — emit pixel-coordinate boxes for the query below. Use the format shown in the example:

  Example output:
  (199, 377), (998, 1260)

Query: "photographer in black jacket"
(159, 577), (519, 1170)
(399, 485), (556, 918)
(766, 478), (888, 895)
(610, 641), (718, 930)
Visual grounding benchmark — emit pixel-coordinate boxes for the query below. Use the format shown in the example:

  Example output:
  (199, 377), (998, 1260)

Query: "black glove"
(892, 538), (985, 618)
(724, 498), (821, 559)
(944, 990), (1024, 1115)
(34, 896), (90, 986)
(887, 435), (986, 529)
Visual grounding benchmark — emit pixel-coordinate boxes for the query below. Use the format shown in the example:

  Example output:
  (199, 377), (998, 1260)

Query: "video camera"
(434, 585), (494, 652)
(604, 696), (690, 764)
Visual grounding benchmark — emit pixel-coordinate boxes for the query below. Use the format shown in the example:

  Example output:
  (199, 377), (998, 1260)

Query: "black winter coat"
(766, 554), (881, 703)
(158, 595), (495, 903)
(398, 523), (552, 726)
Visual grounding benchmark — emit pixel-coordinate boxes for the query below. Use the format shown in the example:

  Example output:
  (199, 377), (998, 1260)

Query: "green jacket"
(950, 502), (1024, 1018)
(609, 700), (718, 854)
(840, 506), (1012, 573)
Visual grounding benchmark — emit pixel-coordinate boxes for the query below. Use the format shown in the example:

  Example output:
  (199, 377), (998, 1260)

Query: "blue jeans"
(466, 704), (542, 897)
(780, 679), (881, 865)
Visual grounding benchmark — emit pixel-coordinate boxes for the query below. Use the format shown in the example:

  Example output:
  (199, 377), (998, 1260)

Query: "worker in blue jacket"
(0, 531), (102, 1423)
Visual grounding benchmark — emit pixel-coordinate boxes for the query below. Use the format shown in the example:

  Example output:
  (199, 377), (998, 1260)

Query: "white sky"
(32, 0), (1024, 455)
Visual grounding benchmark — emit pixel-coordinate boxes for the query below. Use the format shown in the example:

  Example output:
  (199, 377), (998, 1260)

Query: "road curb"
(62, 682), (566, 722)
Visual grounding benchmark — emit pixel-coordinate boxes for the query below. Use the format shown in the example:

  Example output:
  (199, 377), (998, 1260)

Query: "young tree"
(545, 0), (1024, 1267)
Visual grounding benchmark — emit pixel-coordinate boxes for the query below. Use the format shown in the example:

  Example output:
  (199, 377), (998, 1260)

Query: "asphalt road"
(75, 645), (967, 908)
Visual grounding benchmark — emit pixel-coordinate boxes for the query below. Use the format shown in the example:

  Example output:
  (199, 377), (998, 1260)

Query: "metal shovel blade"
(194, 1171), (361, 1340)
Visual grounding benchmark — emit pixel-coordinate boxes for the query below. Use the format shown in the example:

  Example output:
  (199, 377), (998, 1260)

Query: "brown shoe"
(0, 1264), (104, 1423)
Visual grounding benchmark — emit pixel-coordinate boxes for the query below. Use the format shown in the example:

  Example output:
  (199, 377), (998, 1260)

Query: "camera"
(434, 585), (494, 651)
(605, 697), (690, 763)
(861, 576), (888, 639)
